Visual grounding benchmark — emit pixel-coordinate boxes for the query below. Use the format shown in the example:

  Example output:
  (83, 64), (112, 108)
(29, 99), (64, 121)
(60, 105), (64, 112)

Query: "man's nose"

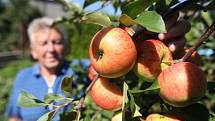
(47, 42), (55, 52)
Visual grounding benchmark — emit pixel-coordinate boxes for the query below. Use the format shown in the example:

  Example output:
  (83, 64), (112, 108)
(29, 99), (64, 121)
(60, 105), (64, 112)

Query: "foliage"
(0, 0), (42, 51)
(1, 0), (215, 121)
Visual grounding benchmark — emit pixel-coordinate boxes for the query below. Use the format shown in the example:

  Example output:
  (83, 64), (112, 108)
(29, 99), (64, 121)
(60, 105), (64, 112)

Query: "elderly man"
(5, 17), (89, 121)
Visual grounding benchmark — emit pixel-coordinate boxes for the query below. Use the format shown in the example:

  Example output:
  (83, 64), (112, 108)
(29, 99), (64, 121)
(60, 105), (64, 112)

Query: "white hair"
(27, 17), (67, 47)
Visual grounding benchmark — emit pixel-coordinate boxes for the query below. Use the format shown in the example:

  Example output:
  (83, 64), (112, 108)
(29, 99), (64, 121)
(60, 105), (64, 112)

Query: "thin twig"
(74, 73), (100, 110)
(182, 21), (215, 62)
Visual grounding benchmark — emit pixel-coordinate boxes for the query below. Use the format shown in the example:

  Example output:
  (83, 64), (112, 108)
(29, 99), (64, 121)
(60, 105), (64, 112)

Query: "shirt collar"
(32, 60), (71, 77)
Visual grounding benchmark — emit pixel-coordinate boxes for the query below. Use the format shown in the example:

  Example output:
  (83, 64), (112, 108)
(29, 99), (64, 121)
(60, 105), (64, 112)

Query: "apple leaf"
(44, 94), (65, 103)
(58, 0), (82, 13)
(133, 104), (142, 117)
(130, 80), (160, 94)
(61, 76), (74, 93)
(128, 91), (142, 118)
(122, 82), (129, 121)
(119, 14), (139, 26)
(121, 0), (157, 18)
(18, 90), (47, 107)
(135, 11), (166, 33)
(205, 0), (215, 10)
(37, 110), (56, 121)
(81, 12), (112, 27)
(173, 103), (209, 121)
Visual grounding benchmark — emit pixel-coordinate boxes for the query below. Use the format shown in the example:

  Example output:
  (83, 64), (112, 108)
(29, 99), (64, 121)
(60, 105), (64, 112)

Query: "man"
(5, 17), (86, 121)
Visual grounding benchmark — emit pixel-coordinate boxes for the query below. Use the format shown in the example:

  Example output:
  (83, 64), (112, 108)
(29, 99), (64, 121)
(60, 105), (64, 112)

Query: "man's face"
(31, 28), (65, 70)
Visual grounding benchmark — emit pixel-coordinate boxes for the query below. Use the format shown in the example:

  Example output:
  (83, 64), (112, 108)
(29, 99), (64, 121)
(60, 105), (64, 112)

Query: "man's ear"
(31, 48), (38, 60)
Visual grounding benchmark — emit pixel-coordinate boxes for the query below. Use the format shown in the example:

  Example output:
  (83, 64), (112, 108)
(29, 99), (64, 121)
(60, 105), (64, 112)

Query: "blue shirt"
(6, 59), (90, 121)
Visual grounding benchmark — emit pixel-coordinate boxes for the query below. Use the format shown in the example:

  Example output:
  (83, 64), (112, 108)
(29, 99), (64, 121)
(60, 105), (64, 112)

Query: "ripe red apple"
(158, 62), (207, 107)
(134, 39), (173, 81)
(88, 64), (98, 81)
(89, 27), (137, 78)
(111, 111), (122, 121)
(145, 113), (184, 121)
(90, 77), (123, 111)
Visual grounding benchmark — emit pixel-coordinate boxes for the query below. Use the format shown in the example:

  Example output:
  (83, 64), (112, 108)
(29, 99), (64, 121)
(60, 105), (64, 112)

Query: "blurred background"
(0, 0), (215, 120)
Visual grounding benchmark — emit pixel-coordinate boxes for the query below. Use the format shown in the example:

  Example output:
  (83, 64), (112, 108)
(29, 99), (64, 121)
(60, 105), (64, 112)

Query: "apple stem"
(181, 21), (215, 62)
(74, 73), (100, 110)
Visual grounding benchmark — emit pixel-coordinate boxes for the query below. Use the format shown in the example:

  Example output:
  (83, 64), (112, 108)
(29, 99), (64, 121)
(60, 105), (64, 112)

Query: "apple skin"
(145, 113), (184, 121)
(89, 27), (137, 78)
(88, 64), (98, 81)
(134, 39), (173, 81)
(111, 111), (122, 121)
(90, 77), (123, 111)
(158, 62), (207, 107)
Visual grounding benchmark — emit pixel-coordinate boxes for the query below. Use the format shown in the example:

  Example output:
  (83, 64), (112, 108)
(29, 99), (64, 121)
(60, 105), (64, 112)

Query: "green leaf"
(119, 14), (138, 26)
(135, 11), (166, 33)
(37, 110), (56, 121)
(206, 0), (215, 10)
(122, 82), (129, 121)
(83, 0), (98, 8)
(18, 91), (47, 107)
(133, 104), (142, 117)
(81, 12), (112, 27)
(57, 0), (82, 13)
(44, 94), (65, 103)
(121, 0), (157, 18)
(130, 80), (160, 93)
(128, 91), (142, 118)
(61, 76), (74, 93)
(128, 91), (135, 113)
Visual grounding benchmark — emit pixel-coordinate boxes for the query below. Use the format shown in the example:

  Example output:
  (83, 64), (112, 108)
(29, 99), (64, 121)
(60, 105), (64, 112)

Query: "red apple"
(158, 62), (207, 107)
(88, 64), (98, 81)
(145, 113), (184, 121)
(134, 39), (173, 81)
(91, 77), (123, 111)
(89, 27), (137, 78)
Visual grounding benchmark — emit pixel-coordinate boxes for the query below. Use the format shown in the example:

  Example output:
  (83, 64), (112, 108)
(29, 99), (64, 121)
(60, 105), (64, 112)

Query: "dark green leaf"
(18, 91), (47, 107)
(44, 94), (65, 103)
(61, 76), (74, 93)
(122, 82), (129, 121)
(128, 91), (135, 113)
(135, 11), (166, 33)
(206, 0), (215, 10)
(121, 0), (157, 18)
(130, 80), (160, 93)
(81, 12), (112, 27)
(37, 110), (56, 121)
(207, 81), (215, 90)
(83, 0), (98, 8)
(173, 103), (209, 121)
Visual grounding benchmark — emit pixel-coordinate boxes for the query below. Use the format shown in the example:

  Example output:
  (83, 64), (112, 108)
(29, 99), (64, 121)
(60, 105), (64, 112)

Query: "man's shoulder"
(16, 66), (35, 77)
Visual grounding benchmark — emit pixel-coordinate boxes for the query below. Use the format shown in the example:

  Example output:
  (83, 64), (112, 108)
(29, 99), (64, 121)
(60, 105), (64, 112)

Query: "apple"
(88, 64), (98, 81)
(90, 77), (123, 111)
(89, 27), (137, 78)
(145, 113), (184, 121)
(111, 111), (122, 121)
(158, 62), (207, 107)
(134, 39), (173, 81)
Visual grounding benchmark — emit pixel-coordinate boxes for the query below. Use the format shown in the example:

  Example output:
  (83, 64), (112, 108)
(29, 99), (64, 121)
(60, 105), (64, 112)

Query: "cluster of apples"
(88, 27), (207, 120)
